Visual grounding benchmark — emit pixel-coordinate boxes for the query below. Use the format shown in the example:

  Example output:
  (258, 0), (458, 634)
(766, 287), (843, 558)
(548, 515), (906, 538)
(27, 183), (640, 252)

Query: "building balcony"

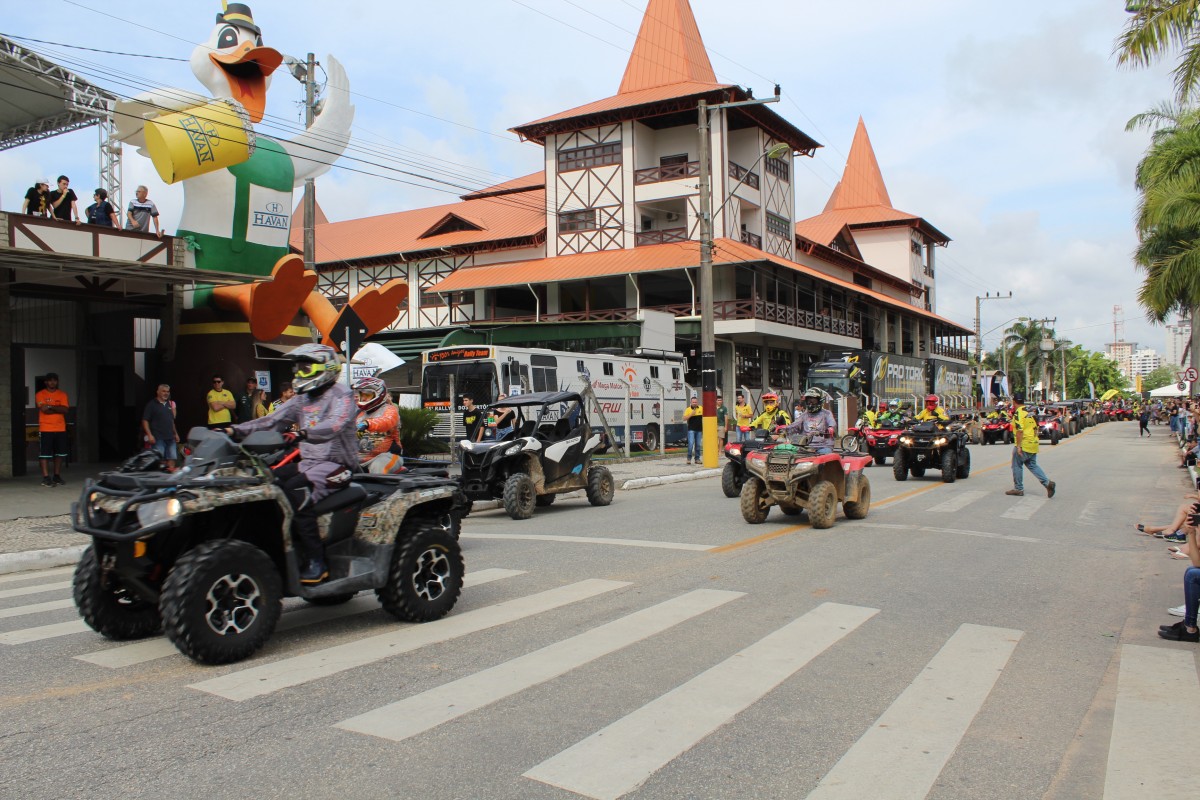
(460, 299), (861, 339)
(739, 230), (762, 249)
(634, 161), (699, 185)
(931, 342), (968, 361)
(728, 161), (760, 191)
(635, 227), (688, 247)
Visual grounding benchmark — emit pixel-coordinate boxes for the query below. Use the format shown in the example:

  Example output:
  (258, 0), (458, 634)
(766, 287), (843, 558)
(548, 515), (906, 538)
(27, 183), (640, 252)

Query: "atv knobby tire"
(892, 450), (908, 482)
(807, 480), (838, 529)
(779, 502), (803, 516)
(873, 454), (886, 466)
(586, 466), (615, 506)
(503, 472), (537, 519)
(956, 447), (972, 480)
(941, 450), (957, 483)
(160, 539), (282, 665)
(843, 477), (871, 519)
(911, 466), (927, 478)
(535, 493), (557, 507)
(721, 462), (743, 498)
(377, 519), (464, 623)
(740, 477), (771, 524)
(73, 546), (161, 640)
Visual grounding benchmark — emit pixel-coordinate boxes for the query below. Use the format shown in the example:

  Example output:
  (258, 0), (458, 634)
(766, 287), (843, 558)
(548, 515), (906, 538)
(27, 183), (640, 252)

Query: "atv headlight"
(899, 436), (914, 446)
(933, 437), (948, 446)
(727, 445), (741, 456)
(503, 444), (524, 457)
(136, 498), (181, 528)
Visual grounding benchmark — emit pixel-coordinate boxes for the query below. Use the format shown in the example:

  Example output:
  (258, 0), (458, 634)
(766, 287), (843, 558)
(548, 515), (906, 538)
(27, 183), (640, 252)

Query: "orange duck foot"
(212, 254), (317, 341)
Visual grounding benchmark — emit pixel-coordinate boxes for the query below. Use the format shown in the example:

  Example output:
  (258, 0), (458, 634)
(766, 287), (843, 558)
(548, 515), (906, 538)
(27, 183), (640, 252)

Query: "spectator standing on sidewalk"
(142, 384), (180, 469)
(36, 373), (70, 487)
(269, 383), (295, 413)
(206, 375), (235, 429)
(22, 179), (49, 217)
(48, 176), (81, 225)
(236, 377), (258, 423)
(734, 392), (753, 442)
(716, 394), (728, 448)
(683, 394), (703, 464)
(124, 185), (163, 237)
(1007, 392), (1056, 498)
(1139, 407), (1152, 437)
(461, 393), (483, 442)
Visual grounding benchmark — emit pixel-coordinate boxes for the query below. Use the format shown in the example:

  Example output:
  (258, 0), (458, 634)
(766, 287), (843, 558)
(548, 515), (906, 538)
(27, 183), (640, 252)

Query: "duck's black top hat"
(217, 2), (261, 36)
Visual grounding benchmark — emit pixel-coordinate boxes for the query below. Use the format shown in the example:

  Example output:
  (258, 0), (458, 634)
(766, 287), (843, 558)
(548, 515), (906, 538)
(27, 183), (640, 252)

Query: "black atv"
(70, 428), (468, 665)
(457, 390), (615, 520)
(892, 420), (972, 483)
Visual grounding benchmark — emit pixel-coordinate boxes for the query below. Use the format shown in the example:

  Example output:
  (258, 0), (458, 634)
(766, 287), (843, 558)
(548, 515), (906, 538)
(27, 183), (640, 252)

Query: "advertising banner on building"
(870, 351), (927, 401)
(930, 359), (973, 398)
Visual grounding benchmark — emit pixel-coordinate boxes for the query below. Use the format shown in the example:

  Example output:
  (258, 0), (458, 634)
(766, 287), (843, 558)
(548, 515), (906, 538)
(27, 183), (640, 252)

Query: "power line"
(1, 32), (187, 60)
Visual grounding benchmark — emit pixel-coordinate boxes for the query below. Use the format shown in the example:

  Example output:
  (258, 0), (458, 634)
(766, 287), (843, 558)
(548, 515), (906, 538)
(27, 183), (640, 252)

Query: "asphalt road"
(1, 422), (1197, 800)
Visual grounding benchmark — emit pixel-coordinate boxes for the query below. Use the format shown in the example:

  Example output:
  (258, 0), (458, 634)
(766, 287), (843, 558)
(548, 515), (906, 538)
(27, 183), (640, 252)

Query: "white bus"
(421, 345), (690, 451)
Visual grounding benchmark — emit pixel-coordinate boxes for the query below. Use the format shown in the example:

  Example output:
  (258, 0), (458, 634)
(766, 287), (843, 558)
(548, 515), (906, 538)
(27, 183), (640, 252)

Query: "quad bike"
(1037, 414), (1063, 445)
(457, 390), (614, 520)
(739, 441), (872, 528)
(721, 429), (783, 498)
(70, 428), (468, 665)
(859, 419), (904, 465)
(892, 420), (972, 484)
(980, 418), (1013, 446)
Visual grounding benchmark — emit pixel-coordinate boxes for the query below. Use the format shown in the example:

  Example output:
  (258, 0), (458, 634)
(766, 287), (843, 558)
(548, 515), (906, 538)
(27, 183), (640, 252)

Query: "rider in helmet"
(988, 400), (1009, 421)
(878, 399), (903, 424)
(864, 401), (888, 429)
(353, 375), (403, 474)
(751, 391), (792, 431)
(779, 387), (838, 453)
(231, 343), (356, 585)
(915, 393), (949, 423)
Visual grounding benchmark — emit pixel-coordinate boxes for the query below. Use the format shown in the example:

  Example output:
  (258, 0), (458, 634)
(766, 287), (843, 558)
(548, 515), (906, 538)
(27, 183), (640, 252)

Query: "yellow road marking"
(711, 523), (809, 553)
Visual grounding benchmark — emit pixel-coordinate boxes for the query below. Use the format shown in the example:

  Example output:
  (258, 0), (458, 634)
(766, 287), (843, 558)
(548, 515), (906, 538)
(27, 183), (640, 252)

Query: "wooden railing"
(728, 161), (760, 190)
(634, 161), (700, 185)
(740, 231), (762, 249)
(932, 342), (968, 360)
(635, 227), (688, 247)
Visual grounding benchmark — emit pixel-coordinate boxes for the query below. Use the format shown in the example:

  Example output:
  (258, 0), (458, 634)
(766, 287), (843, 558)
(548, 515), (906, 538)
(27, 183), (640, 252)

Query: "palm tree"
(1003, 319), (1047, 396)
(1116, 2), (1200, 104)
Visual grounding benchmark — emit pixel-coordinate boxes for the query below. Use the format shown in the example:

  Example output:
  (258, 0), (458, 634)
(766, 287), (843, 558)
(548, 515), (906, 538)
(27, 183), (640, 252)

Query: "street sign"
(1185, 367), (1198, 382)
(332, 305), (368, 357)
(1178, 381), (1188, 391)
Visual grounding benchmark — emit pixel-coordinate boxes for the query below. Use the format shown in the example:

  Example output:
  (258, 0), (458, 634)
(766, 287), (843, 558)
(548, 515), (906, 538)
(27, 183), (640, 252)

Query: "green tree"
(1117, 2), (1200, 104)
(1067, 352), (1128, 398)
(398, 407), (450, 458)
(1002, 319), (1050, 395)
(1143, 363), (1180, 390)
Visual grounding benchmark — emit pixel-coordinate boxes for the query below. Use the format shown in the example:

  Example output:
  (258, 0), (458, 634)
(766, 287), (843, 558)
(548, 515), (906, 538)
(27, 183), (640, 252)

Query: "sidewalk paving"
(0, 453), (721, 573)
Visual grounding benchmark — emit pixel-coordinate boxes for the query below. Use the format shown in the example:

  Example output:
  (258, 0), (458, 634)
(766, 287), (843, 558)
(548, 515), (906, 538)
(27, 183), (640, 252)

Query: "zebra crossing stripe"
(1104, 644), (1200, 799)
(461, 533), (714, 551)
(0, 580), (71, 600)
(524, 602), (879, 800)
(190, 578), (629, 701)
(76, 567), (526, 669)
(804, 623), (1022, 800)
(336, 588), (745, 743)
(0, 598), (74, 619)
(0, 619), (88, 644)
(0, 566), (74, 585)
(1000, 496), (1045, 520)
(926, 491), (987, 514)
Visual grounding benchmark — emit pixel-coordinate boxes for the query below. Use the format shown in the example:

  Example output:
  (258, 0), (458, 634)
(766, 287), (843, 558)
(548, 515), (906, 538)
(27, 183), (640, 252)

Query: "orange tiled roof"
(292, 191), (547, 264)
(432, 237), (970, 333)
(796, 206), (924, 248)
(512, 80), (731, 133)
(460, 171), (545, 200)
(619, 0), (718, 94)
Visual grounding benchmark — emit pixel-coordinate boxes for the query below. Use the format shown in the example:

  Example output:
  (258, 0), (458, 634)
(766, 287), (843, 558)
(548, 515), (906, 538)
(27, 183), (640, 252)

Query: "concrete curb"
(622, 469), (722, 490)
(0, 545), (86, 576)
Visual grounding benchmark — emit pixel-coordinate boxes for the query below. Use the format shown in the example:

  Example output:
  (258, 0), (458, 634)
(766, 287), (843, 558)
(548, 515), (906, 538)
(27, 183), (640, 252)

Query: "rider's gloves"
(356, 420), (368, 432)
(283, 430), (307, 446)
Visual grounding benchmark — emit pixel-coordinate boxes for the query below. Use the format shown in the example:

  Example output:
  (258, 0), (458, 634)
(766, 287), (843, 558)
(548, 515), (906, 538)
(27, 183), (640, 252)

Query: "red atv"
(980, 417), (1013, 446)
(739, 445), (872, 528)
(861, 420), (904, 465)
(721, 432), (779, 498)
(1036, 413), (1063, 445)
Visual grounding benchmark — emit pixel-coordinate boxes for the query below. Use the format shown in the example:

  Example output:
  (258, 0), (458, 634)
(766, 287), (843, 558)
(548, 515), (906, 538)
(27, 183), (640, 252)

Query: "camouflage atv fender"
(352, 484), (464, 546)
(161, 484), (296, 555)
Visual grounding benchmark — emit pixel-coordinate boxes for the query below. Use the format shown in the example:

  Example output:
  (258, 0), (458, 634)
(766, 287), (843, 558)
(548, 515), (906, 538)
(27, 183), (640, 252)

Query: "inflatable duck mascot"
(114, 3), (407, 402)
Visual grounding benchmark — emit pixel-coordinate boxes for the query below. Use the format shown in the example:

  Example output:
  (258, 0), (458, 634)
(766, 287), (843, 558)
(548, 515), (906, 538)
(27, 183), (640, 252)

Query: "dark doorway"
(10, 346), (25, 476)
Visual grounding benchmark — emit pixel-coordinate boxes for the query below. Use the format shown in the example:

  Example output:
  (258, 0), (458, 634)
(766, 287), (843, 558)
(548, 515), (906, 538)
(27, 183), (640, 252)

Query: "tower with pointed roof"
(511, 0), (817, 262)
(796, 118), (949, 313)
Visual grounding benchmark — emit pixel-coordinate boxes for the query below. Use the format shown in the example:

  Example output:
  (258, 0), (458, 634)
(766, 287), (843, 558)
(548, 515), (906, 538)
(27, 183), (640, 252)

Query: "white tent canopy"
(1149, 383), (1186, 397)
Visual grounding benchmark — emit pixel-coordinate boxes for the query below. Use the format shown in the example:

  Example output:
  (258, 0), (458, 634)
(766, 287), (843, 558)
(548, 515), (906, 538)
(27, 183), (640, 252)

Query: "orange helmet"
(925, 394), (939, 409)
(762, 392), (778, 405)
(878, 402), (888, 411)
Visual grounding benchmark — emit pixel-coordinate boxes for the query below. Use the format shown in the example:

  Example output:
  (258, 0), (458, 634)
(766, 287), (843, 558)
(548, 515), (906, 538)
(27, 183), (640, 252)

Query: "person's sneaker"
(1161, 620), (1185, 632)
(1168, 604), (1187, 617)
(299, 559), (328, 585)
(1045, 481), (1055, 498)
(40, 476), (52, 488)
(1158, 623), (1199, 642)
(52, 474), (65, 486)
(1005, 489), (1024, 496)
(1163, 531), (1187, 543)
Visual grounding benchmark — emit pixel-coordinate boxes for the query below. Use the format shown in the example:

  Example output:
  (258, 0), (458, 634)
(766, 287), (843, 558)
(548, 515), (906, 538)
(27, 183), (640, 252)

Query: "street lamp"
(974, 292), (1012, 404)
(697, 89), (784, 468)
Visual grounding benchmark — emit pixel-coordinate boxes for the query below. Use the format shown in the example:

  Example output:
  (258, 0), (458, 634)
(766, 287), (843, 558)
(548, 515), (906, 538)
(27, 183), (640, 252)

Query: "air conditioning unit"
(665, 212), (680, 222)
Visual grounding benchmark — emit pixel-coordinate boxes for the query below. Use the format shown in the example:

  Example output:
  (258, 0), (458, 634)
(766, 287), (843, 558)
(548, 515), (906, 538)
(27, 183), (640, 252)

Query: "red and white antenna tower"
(1113, 304), (1125, 342)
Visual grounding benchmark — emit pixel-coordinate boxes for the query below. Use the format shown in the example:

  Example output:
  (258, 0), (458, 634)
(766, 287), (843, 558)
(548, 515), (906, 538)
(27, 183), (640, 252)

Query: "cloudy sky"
(1, 0), (1179, 354)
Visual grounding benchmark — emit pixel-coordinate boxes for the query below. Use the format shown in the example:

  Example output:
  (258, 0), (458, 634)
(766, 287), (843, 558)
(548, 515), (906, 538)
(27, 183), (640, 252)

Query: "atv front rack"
(71, 475), (260, 541)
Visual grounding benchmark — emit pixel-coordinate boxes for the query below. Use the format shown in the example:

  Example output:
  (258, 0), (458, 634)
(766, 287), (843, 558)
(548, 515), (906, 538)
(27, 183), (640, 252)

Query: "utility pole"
(697, 88), (782, 468)
(974, 291), (1011, 405)
(303, 52), (317, 271)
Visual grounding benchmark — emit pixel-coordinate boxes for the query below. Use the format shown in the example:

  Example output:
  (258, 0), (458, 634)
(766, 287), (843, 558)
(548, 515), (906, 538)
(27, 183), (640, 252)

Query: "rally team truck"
(421, 345), (689, 451)
(805, 350), (972, 408)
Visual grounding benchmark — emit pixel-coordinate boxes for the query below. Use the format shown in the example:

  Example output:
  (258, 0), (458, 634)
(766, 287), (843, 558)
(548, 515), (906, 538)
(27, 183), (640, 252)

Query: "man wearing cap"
(683, 394), (704, 464)
(22, 179), (50, 217)
(36, 373), (71, 487)
(1007, 392), (1056, 498)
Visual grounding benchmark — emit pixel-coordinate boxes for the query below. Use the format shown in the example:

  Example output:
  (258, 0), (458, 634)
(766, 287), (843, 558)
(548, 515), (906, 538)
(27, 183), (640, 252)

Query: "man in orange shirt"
(36, 372), (70, 487)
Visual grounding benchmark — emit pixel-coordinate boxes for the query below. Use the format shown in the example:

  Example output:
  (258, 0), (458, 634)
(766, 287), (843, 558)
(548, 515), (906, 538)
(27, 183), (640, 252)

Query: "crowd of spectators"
(20, 175), (163, 236)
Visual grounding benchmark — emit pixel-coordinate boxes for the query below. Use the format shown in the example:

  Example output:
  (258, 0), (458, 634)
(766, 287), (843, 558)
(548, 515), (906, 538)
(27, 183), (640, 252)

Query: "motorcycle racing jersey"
(781, 409), (837, 448)
(916, 406), (949, 423)
(356, 401), (401, 464)
(752, 407), (791, 430)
